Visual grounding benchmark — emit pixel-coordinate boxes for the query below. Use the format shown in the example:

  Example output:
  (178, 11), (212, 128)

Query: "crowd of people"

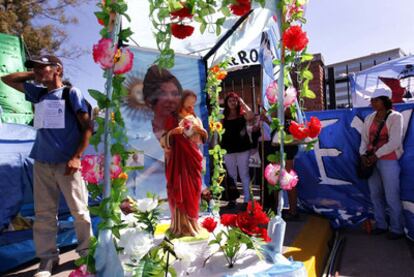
(0, 55), (407, 276)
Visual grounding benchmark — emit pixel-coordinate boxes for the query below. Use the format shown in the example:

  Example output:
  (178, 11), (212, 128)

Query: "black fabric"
(357, 110), (392, 179)
(221, 117), (251, 154)
(221, 175), (240, 201)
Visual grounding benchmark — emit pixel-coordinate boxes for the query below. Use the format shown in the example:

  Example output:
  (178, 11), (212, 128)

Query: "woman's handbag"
(357, 111), (391, 179)
(356, 154), (375, 179)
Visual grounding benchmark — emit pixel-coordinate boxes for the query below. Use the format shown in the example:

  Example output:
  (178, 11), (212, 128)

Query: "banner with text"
(296, 104), (414, 240)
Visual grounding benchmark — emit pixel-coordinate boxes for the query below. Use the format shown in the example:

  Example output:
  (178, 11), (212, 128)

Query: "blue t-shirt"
(24, 82), (88, 163)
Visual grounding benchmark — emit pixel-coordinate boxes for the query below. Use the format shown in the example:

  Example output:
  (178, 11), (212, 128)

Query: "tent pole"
(202, 10), (254, 63)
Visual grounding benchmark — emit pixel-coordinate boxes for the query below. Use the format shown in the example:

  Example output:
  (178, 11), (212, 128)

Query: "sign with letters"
(296, 104), (414, 239)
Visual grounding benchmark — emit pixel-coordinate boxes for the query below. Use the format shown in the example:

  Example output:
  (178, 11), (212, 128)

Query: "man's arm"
(65, 111), (93, 175)
(1, 72), (35, 93)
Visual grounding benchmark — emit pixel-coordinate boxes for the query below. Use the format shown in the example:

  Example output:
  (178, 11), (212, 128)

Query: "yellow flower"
(111, 112), (115, 123)
(214, 121), (223, 132)
(209, 120), (215, 131)
(217, 175), (224, 185)
(113, 48), (122, 63)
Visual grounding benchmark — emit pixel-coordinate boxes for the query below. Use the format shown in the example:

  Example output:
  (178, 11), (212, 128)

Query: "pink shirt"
(368, 120), (397, 160)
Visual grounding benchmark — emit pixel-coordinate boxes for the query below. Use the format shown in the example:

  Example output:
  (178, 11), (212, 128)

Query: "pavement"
(336, 227), (414, 277)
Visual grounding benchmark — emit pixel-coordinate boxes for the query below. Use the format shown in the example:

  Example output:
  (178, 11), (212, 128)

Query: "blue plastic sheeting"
(0, 123), (100, 272)
(0, 216), (100, 273)
(0, 123), (36, 228)
(296, 104), (414, 240)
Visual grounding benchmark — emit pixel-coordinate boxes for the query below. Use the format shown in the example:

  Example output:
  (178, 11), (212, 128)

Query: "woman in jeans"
(221, 92), (254, 207)
(359, 88), (404, 239)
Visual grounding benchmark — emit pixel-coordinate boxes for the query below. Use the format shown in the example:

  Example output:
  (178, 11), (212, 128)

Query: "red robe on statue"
(164, 115), (203, 236)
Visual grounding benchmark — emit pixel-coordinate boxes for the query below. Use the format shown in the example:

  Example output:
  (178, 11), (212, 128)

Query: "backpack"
(62, 86), (93, 132)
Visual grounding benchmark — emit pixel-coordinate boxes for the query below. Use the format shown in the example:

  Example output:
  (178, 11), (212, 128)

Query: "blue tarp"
(296, 104), (414, 240)
(0, 123), (99, 273)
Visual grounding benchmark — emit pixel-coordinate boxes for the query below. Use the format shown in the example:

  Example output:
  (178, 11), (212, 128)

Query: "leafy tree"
(0, 0), (91, 58)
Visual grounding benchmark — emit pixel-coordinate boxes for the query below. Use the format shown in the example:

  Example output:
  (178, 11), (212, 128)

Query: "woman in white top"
(359, 88), (404, 239)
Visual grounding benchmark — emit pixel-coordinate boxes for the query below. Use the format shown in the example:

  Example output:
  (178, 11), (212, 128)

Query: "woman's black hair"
(378, 96), (393, 110)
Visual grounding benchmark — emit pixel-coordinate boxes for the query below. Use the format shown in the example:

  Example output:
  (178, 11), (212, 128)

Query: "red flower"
(201, 217), (217, 233)
(170, 5), (193, 20)
(210, 65), (220, 73)
(259, 228), (271, 242)
(229, 0), (251, 16)
(289, 120), (309, 140)
(216, 71), (227, 80)
(171, 23), (195, 39)
(282, 25), (309, 52)
(97, 18), (104, 26)
(221, 214), (237, 227)
(307, 116), (322, 138)
(236, 211), (258, 235)
(246, 201), (269, 225)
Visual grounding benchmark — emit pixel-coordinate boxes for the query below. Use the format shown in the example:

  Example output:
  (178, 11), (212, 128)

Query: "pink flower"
(114, 48), (134, 75)
(93, 38), (116, 69)
(69, 265), (95, 277)
(265, 81), (278, 104)
(264, 163), (281, 186)
(81, 154), (123, 183)
(284, 87), (297, 107)
(286, 3), (304, 22)
(110, 154), (122, 179)
(280, 169), (299, 190)
(81, 155), (103, 184)
(265, 81), (297, 108)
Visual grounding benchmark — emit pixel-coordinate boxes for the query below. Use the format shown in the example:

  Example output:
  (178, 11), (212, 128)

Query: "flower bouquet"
(201, 201), (270, 268)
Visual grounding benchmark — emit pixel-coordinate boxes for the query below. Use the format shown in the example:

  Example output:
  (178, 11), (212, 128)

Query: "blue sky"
(63, 0), (414, 105)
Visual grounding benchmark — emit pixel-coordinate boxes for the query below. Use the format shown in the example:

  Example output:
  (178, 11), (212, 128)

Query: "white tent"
(124, 1), (278, 67)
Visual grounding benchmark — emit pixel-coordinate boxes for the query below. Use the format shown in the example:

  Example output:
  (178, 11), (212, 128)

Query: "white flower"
(118, 228), (154, 260)
(121, 213), (147, 230)
(136, 198), (158, 213)
(174, 241), (197, 264)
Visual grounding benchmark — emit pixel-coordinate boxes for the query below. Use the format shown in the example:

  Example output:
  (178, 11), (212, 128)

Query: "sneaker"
(387, 232), (404, 240)
(371, 228), (387, 235)
(33, 258), (59, 277)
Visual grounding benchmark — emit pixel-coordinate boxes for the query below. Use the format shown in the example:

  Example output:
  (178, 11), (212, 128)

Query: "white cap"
(372, 88), (391, 99)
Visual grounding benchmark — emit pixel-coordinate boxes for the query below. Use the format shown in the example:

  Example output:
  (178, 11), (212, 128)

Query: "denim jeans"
(224, 150), (251, 203)
(368, 159), (404, 234)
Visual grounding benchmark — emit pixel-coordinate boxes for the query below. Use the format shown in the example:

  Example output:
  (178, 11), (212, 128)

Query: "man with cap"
(359, 87), (405, 240)
(1, 55), (92, 276)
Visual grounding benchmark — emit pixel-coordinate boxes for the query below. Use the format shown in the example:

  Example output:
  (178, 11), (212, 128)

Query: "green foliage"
(130, 239), (177, 277)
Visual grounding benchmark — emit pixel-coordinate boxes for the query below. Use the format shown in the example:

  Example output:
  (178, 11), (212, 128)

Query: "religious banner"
(121, 47), (208, 200)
